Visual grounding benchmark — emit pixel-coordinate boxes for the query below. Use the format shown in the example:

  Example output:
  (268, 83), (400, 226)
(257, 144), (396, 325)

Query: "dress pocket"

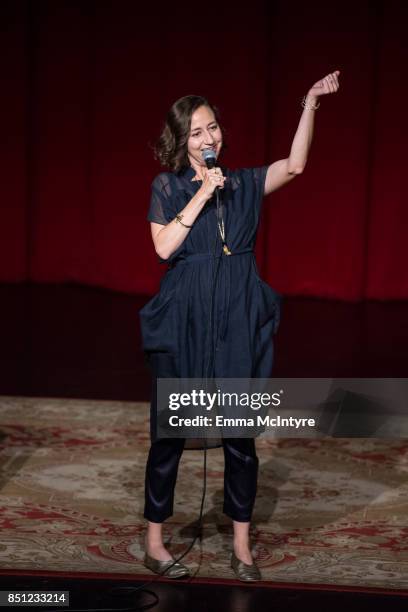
(254, 275), (282, 334)
(139, 289), (178, 353)
(139, 266), (185, 354)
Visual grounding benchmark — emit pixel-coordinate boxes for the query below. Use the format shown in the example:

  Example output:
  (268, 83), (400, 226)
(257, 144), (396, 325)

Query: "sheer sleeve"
(232, 165), (269, 219)
(251, 165), (269, 204)
(147, 173), (174, 225)
(252, 165), (269, 223)
(146, 172), (187, 263)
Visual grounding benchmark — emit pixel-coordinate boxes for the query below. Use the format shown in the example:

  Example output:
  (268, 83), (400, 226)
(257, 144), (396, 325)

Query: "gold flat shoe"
(143, 552), (190, 579)
(231, 551), (262, 582)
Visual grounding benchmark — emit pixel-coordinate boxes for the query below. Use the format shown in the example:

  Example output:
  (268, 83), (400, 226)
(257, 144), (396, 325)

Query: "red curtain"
(1, 0), (407, 300)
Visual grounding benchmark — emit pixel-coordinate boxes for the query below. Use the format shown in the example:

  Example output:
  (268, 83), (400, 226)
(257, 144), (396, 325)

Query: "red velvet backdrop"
(1, 0), (407, 300)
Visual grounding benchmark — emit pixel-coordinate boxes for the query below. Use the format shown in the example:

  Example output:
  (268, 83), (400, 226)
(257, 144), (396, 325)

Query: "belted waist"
(171, 247), (254, 265)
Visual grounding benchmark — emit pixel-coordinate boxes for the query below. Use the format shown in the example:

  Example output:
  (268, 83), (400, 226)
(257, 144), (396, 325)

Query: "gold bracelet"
(175, 213), (193, 229)
(301, 95), (320, 110)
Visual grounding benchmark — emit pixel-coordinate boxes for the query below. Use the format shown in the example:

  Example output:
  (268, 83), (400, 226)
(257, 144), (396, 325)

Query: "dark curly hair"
(153, 95), (227, 173)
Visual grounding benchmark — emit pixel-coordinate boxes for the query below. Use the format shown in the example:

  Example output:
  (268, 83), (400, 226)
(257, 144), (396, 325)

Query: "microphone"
(201, 148), (217, 170)
(202, 148), (221, 196)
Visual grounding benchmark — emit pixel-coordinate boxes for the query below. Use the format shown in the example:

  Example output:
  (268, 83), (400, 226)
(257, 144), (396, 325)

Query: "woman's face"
(187, 105), (223, 168)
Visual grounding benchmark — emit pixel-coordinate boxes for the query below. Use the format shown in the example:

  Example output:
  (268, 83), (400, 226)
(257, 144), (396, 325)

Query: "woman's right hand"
(199, 167), (227, 200)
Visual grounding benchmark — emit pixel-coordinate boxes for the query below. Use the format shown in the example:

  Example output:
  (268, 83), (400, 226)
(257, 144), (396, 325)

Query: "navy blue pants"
(144, 436), (258, 522)
(144, 352), (259, 522)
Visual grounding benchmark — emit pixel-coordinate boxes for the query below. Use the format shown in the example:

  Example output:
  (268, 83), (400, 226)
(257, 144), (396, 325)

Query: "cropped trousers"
(144, 436), (258, 523)
(144, 352), (259, 523)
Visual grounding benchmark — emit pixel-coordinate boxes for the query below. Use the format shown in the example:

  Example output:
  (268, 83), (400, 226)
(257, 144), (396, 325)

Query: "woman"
(139, 71), (340, 581)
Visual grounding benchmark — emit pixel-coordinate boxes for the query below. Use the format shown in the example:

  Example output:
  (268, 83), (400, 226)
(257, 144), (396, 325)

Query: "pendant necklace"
(193, 168), (232, 255)
(217, 205), (232, 255)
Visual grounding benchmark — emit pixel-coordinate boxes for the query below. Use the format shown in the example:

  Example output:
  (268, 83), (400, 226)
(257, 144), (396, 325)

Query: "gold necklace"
(217, 216), (232, 255)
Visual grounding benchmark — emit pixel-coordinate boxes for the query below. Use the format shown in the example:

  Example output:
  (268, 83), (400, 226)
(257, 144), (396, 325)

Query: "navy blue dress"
(139, 164), (281, 447)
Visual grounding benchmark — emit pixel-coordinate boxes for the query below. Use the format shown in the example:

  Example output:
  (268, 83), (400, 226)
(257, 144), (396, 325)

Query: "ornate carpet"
(0, 396), (407, 591)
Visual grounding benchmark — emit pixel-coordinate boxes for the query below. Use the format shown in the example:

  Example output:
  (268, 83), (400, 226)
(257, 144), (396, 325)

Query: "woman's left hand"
(307, 70), (340, 98)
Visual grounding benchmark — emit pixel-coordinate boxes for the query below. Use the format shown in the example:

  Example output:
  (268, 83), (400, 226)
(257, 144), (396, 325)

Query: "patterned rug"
(0, 396), (407, 591)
